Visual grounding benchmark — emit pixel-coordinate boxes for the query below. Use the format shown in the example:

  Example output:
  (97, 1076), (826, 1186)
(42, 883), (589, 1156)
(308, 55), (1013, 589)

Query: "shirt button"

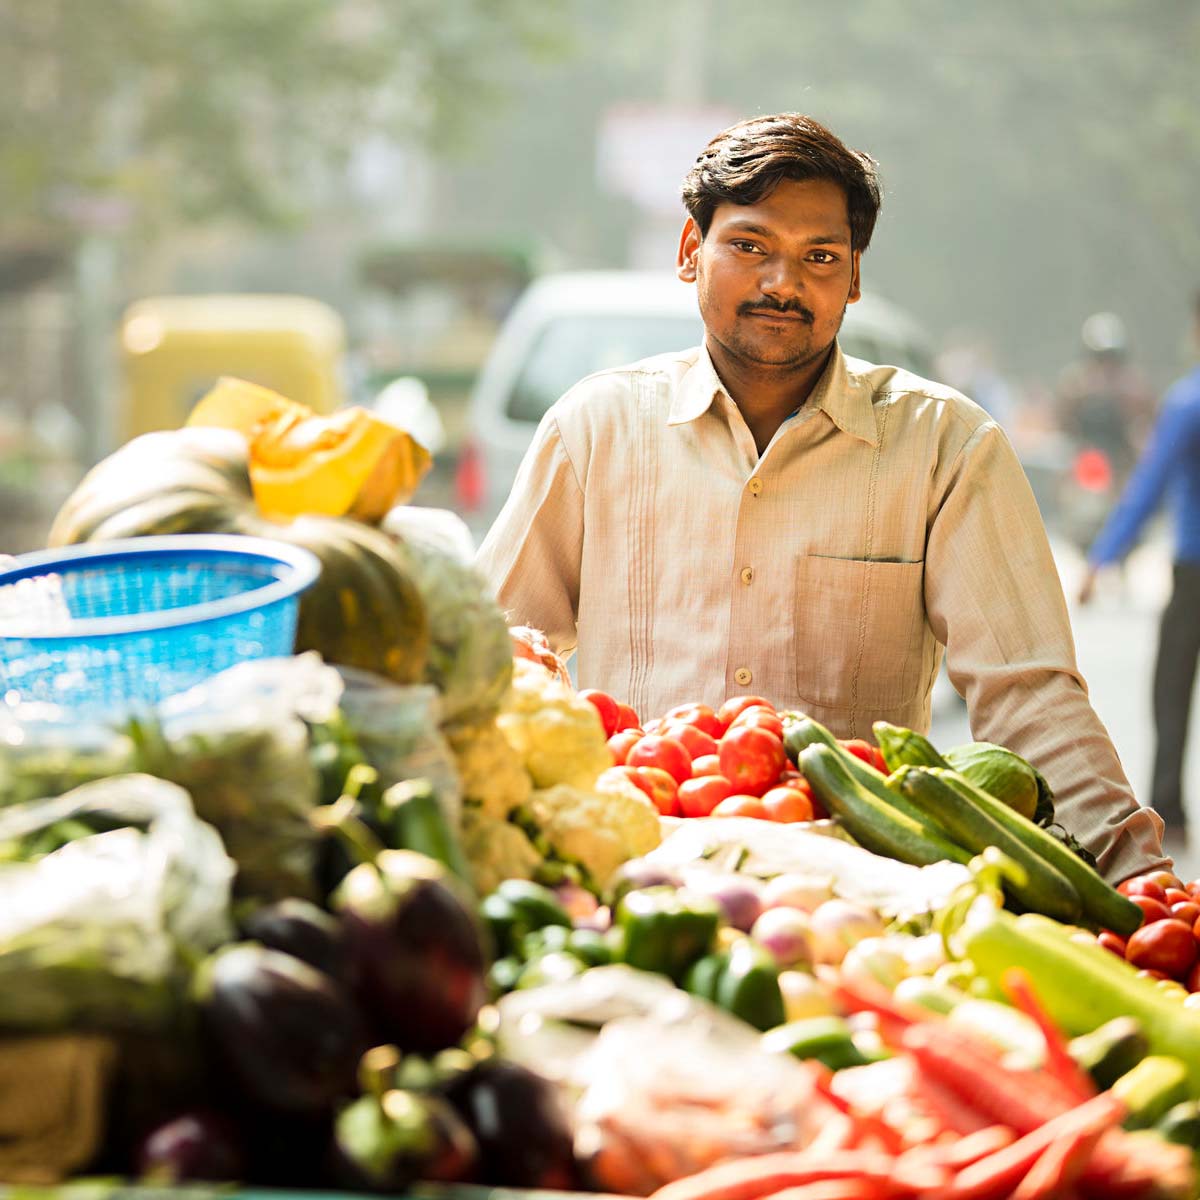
(747, 477), (764, 495)
(740, 566), (754, 585)
(734, 667), (753, 686)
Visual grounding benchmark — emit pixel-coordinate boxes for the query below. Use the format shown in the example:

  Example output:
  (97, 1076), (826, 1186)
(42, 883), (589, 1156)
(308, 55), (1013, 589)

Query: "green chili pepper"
(479, 879), (572, 958)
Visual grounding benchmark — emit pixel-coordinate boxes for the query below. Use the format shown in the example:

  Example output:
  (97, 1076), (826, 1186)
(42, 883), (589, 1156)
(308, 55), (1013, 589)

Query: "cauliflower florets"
(496, 660), (611, 791)
(445, 716), (533, 819)
(460, 805), (542, 896)
(519, 782), (661, 889)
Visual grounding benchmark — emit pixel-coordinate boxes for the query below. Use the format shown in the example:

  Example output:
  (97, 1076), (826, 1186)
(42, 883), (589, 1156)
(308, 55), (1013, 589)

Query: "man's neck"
(707, 337), (834, 455)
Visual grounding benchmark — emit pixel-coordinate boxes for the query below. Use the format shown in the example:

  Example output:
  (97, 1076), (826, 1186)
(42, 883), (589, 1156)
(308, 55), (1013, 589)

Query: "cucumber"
(798, 744), (971, 867)
(873, 722), (950, 771)
(760, 1015), (870, 1071)
(894, 766), (1082, 922)
(929, 767), (1142, 937)
(1068, 1016), (1150, 1090)
(1112, 1055), (1190, 1129)
(785, 715), (965, 848)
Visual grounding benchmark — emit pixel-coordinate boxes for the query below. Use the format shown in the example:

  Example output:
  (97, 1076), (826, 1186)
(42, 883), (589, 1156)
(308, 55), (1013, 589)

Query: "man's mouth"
(741, 304), (814, 324)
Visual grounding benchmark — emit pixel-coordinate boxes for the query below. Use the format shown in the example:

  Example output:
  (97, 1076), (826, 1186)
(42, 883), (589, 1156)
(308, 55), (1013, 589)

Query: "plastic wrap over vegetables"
(0, 773), (234, 1032)
(131, 654), (342, 902)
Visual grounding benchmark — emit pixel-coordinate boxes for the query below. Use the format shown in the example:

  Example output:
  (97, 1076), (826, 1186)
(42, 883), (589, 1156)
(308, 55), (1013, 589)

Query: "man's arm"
(925, 420), (1167, 882)
(474, 412), (585, 656)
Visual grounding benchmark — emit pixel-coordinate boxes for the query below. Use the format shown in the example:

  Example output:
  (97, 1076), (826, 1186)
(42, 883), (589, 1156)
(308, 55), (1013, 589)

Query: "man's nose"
(759, 255), (806, 301)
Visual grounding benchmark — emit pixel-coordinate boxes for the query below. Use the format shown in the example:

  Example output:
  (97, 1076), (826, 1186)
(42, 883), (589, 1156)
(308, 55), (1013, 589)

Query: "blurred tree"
(0, 0), (566, 246)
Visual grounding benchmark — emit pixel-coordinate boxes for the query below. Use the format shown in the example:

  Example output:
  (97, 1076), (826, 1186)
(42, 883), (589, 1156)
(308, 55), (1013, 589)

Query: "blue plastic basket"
(0, 535), (321, 714)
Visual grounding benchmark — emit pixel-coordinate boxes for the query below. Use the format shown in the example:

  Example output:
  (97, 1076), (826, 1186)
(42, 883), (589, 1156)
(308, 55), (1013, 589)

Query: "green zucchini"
(873, 722), (950, 771)
(942, 742), (1040, 822)
(786, 715), (965, 847)
(760, 1015), (870, 1071)
(962, 908), (1200, 1091)
(894, 766), (1082, 922)
(929, 767), (1142, 936)
(798, 744), (971, 867)
(1068, 1016), (1150, 1089)
(1156, 1100), (1200, 1150)
(1112, 1055), (1190, 1129)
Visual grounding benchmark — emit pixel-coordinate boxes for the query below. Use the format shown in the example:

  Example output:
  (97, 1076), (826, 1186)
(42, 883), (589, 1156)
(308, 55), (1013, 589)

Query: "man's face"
(677, 177), (862, 371)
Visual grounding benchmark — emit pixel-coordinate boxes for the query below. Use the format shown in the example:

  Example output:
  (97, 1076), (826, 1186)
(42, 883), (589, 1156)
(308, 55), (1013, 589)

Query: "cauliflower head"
(460, 806), (542, 896)
(444, 716), (532, 820)
(519, 783), (661, 890)
(497, 661), (611, 791)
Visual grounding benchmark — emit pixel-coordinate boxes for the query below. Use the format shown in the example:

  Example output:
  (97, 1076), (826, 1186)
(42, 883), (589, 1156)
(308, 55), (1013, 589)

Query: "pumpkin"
(48, 426), (430, 685)
(186, 376), (431, 523)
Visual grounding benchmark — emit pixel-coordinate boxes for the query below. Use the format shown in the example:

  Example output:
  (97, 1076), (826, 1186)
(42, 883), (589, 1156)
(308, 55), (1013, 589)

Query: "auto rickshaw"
(118, 293), (346, 447)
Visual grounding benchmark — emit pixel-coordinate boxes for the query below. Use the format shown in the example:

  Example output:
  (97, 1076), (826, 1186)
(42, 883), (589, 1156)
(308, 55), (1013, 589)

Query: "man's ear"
(677, 218), (701, 283)
(847, 250), (862, 305)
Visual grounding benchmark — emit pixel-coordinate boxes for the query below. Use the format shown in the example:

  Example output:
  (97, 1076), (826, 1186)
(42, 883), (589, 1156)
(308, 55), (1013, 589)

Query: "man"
(1079, 293), (1200, 854)
(477, 112), (1165, 881)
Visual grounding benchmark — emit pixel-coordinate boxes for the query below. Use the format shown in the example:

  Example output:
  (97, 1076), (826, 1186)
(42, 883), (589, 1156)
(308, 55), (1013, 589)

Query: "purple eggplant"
(240, 897), (348, 981)
(333, 850), (489, 1055)
(194, 943), (366, 1115)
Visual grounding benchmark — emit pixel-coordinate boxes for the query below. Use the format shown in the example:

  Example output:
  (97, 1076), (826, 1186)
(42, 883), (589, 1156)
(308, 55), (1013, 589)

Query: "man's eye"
(731, 240), (762, 253)
(808, 250), (837, 264)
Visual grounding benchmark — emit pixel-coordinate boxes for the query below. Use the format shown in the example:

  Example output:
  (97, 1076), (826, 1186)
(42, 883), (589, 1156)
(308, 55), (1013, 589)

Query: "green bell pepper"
(684, 939), (786, 1031)
(479, 879), (572, 957)
(615, 886), (721, 983)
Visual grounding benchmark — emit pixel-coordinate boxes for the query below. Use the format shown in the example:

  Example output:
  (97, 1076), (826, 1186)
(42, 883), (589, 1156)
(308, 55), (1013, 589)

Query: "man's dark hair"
(681, 113), (883, 252)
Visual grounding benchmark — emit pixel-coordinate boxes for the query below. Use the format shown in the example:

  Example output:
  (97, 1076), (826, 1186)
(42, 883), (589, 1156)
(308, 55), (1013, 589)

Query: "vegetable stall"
(0, 379), (1198, 1200)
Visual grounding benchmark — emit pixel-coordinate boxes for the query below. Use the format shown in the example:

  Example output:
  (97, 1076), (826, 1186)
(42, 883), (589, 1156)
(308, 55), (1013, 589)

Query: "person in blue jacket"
(1079, 293), (1200, 846)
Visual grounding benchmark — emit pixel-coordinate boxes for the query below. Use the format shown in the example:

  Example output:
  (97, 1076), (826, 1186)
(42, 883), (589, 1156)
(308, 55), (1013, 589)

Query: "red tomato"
(1129, 895), (1172, 925)
(614, 703), (641, 732)
(1171, 901), (1200, 928)
(607, 729), (643, 766)
(718, 725), (788, 795)
(1165, 887), (1193, 907)
(1096, 930), (1128, 958)
(629, 766), (680, 817)
(1146, 869), (1186, 892)
(662, 721), (720, 761)
(760, 786), (815, 824)
(664, 702), (722, 739)
(716, 695), (775, 733)
(711, 794), (771, 820)
(730, 706), (785, 740)
(1186, 960), (1200, 992)
(839, 738), (888, 774)
(690, 754), (723, 777)
(642, 717), (665, 736)
(1135, 967), (1171, 982)
(1120, 877), (1168, 902)
(578, 689), (621, 738)
(677, 775), (735, 819)
(627, 735), (693, 784)
(1126, 919), (1198, 978)
(1187, 879), (1200, 900)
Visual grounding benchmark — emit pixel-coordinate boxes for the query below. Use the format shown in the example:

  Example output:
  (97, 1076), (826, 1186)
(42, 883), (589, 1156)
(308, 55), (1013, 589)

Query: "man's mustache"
(739, 298), (815, 323)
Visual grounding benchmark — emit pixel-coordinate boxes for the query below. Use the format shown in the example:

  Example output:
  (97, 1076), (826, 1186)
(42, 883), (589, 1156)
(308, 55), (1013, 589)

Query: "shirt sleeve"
(1088, 390), (1189, 566)
(925, 420), (1168, 882)
(474, 411), (585, 657)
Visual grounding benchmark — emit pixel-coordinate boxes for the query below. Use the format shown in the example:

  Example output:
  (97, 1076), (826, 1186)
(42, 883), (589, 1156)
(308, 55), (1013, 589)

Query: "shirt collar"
(667, 341), (879, 447)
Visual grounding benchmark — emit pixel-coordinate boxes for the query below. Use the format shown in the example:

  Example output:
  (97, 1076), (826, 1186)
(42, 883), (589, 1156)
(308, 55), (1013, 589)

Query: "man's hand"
(1077, 565), (1099, 606)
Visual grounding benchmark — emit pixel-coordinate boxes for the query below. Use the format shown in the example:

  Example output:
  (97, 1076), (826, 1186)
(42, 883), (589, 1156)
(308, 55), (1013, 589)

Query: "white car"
(456, 269), (935, 530)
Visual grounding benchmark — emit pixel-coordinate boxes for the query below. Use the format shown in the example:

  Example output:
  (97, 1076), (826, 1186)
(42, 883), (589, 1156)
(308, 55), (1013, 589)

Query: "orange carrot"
(649, 1151), (907, 1200)
(763, 1183), (896, 1200)
(1011, 1120), (1107, 1200)
(948, 1091), (1123, 1200)
(899, 1021), (1076, 1134)
(1001, 966), (1097, 1103)
(897, 1124), (1016, 1173)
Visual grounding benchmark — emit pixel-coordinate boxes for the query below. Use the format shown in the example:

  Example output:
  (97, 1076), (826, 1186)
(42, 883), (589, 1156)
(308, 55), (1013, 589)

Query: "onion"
(573, 904), (611, 933)
(778, 970), (836, 1022)
(750, 906), (814, 969)
(609, 858), (683, 904)
(762, 872), (836, 914)
(554, 882), (599, 923)
(839, 936), (909, 990)
(808, 899), (885, 965)
(683, 872), (764, 932)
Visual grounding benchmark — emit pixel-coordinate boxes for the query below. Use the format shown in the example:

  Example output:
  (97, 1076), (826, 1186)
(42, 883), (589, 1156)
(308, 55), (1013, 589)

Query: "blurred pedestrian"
(1079, 292), (1200, 850)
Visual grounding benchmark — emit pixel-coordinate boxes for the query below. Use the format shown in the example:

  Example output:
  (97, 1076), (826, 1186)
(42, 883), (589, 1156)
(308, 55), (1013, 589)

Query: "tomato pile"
(1100, 868), (1200, 994)
(578, 691), (885, 824)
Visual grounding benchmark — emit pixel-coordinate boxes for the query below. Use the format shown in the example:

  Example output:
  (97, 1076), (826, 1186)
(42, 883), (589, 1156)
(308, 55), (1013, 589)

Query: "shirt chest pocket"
(793, 555), (928, 712)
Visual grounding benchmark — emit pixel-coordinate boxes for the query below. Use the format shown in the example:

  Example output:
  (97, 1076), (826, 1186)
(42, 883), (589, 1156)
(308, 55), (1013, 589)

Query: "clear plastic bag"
(333, 668), (462, 825)
(496, 965), (828, 1195)
(0, 773), (234, 1032)
(132, 653), (343, 901)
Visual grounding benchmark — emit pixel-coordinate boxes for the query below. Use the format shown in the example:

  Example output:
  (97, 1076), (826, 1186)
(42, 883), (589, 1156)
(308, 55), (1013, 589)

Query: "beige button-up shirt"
(477, 343), (1167, 881)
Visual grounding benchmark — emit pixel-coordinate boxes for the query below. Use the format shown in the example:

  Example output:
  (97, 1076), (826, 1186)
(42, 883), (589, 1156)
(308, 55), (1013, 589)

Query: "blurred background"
(2, 1), (1199, 834)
